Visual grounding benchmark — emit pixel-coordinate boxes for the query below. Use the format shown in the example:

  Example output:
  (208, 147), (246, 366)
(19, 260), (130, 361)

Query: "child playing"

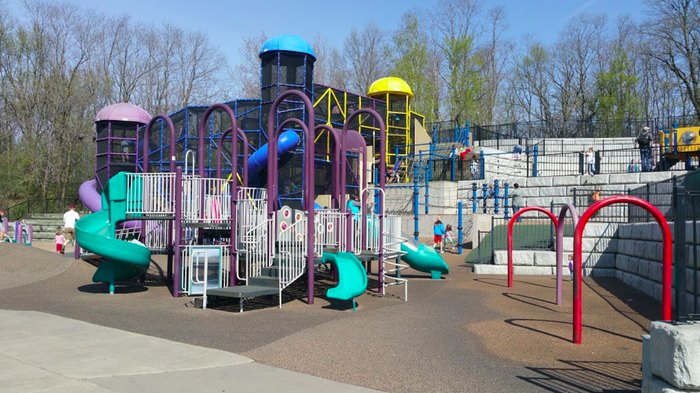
(55, 227), (64, 253)
(443, 224), (455, 251)
(433, 218), (446, 253)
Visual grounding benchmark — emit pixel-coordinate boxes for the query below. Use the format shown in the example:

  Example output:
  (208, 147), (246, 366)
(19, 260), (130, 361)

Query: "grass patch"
(466, 222), (570, 263)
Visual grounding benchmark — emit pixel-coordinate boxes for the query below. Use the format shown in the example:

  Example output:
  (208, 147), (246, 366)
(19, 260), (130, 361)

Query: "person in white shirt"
(62, 204), (80, 253)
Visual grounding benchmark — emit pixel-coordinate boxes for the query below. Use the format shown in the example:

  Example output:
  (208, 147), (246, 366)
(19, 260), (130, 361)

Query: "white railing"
(115, 223), (141, 241)
(236, 187), (267, 243)
(182, 176), (231, 224)
(314, 209), (346, 256)
(277, 216), (307, 307)
(143, 220), (169, 251)
(125, 173), (176, 216)
(179, 245), (230, 296)
(239, 218), (273, 282)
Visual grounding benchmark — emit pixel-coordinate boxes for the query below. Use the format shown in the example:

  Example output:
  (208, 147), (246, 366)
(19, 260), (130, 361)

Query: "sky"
(5, 0), (648, 67)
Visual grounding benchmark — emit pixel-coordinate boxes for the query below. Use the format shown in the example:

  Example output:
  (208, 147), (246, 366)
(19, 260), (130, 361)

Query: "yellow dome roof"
(367, 77), (414, 98)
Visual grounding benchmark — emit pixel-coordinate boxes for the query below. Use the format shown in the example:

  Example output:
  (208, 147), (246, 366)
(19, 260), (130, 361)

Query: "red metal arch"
(573, 195), (672, 344)
(507, 206), (559, 288)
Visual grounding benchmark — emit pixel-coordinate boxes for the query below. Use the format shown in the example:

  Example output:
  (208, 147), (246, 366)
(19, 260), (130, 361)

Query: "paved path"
(0, 241), (655, 392)
(0, 310), (381, 393)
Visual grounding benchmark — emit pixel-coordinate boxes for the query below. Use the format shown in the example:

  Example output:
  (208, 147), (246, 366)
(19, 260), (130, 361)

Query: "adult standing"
(62, 203), (80, 253)
(636, 126), (653, 172)
(584, 147), (595, 176)
(511, 183), (524, 221)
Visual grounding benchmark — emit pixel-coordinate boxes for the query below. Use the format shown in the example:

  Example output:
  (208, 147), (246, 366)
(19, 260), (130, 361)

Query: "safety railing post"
(413, 162), (419, 242)
(494, 180), (500, 214)
(457, 200), (463, 255)
(465, 121), (470, 147)
(472, 182), (478, 213)
(482, 183), (488, 213)
(533, 145), (539, 177)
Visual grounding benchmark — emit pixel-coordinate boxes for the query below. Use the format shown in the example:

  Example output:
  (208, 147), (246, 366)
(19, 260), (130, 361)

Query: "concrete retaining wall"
(643, 322), (700, 392)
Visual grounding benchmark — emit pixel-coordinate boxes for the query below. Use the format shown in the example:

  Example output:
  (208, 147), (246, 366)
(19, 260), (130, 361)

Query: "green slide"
(400, 242), (449, 280)
(75, 172), (151, 294)
(323, 252), (367, 308)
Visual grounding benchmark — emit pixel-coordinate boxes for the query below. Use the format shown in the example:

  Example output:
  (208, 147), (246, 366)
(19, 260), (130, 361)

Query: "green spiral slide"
(75, 172), (151, 294)
(322, 252), (367, 310)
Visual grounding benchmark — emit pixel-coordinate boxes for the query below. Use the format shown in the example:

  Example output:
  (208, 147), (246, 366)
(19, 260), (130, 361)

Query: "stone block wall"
(617, 222), (700, 312)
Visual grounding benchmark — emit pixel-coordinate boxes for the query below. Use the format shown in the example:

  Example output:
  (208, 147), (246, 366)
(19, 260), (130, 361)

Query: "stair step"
(206, 285), (278, 299)
(247, 276), (279, 287)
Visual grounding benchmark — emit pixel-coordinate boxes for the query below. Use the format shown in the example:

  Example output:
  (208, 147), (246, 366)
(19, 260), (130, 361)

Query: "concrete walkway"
(0, 310), (381, 393)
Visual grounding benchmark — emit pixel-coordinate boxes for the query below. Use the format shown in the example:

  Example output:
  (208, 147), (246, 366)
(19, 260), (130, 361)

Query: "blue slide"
(247, 130), (300, 177)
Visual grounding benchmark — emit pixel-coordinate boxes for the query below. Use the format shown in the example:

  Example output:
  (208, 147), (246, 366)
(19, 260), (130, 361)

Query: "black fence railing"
(472, 117), (700, 142)
(672, 188), (700, 321)
(6, 198), (84, 221)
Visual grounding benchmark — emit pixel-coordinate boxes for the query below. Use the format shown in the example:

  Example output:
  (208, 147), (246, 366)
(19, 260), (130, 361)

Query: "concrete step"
(473, 263), (615, 277)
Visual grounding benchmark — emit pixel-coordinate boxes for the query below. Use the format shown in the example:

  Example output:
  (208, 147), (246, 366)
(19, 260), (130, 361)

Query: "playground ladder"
(382, 215), (408, 301)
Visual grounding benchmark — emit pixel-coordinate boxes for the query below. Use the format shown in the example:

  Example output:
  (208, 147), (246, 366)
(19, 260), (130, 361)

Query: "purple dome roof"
(95, 103), (152, 124)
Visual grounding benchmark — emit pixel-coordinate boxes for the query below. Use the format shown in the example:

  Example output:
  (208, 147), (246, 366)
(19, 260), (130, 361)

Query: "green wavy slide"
(322, 252), (367, 310)
(75, 172), (151, 294)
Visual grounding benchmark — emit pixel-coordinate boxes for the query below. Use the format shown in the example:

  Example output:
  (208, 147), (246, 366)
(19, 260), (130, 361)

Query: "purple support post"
(142, 115), (177, 174)
(342, 109), (386, 292)
(199, 104), (242, 284)
(555, 204), (579, 306)
(266, 91), (316, 304)
(216, 127), (249, 186)
(141, 114), (177, 285)
(74, 239), (81, 260)
(173, 166), (183, 297)
(14, 221), (19, 243)
(28, 225), (33, 244)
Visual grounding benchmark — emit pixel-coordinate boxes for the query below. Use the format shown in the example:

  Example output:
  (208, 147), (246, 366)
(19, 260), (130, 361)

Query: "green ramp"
(400, 242), (449, 280)
(75, 172), (151, 294)
(323, 252), (368, 309)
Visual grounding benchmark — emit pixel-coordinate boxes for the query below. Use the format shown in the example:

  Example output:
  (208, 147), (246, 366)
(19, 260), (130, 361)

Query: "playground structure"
(658, 124), (700, 170)
(74, 35), (448, 310)
(0, 217), (32, 245)
(507, 195), (672, 344)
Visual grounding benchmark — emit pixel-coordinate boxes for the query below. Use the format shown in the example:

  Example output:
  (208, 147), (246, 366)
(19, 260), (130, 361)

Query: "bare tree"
(233, 32), (267, 99)
(643, 0), (700, 121)
(344, 22), (389, 94)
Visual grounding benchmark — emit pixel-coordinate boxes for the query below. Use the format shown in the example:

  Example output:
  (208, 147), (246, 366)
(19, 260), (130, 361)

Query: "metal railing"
(277, 216), (307, 307)
(125, 173), (176, 217)
(314, 209), (347, 256)
(239, 218), (272, 282)
(672, 188), (700, 321)
(180, 176), (230, 223)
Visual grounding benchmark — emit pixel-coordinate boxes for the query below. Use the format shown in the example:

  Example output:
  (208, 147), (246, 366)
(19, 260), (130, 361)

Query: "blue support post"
(421, 151), (429, 214)
(503, 182), (510, 219)
(533, 145), (539, 177)
(479, 154), (485, 180)
(472, 182), (478, 213)
(493, 179), (500, 214)
(482, 183), (488, 213)
(465, 121), (470, 147)
(413, 162), (419, 242)
(451, 154), (456, 181)
(457, 200), (463, 255)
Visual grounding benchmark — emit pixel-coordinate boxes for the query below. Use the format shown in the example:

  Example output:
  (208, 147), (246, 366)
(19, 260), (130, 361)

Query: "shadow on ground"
(519, 359), (641, 392)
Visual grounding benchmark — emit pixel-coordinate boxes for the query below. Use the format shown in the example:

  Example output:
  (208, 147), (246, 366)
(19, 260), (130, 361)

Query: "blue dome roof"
(259, 35), (316, 60)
